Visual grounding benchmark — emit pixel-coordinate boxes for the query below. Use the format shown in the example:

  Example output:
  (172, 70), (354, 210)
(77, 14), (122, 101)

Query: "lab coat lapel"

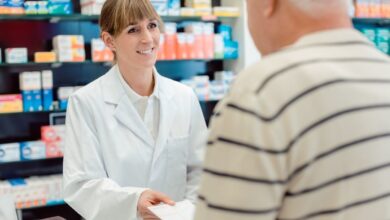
(102, 65), (154, 147)
(152, 76), (176, 165)
(114, 96), (154, 147)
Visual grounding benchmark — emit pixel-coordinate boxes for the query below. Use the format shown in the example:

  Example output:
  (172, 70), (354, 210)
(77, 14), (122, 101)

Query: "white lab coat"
(63, 65), (207, 220)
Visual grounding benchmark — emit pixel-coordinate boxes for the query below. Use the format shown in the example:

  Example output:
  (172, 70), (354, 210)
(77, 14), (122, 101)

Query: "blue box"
(59, 99), (68, 110)
(218, 24), (233, 41)
(22, 90), (34, 112)
(43, 89), (53, 111)
(32, 89), (43, 111)
(20, 141), (46, 160)
(224, 40), (239, 59)
(6, 0), (24, 7)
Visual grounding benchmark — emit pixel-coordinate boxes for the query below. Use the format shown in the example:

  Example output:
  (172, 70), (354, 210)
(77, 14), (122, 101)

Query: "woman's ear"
(101, 31), (116, 51)
(263, 0), (278, 18)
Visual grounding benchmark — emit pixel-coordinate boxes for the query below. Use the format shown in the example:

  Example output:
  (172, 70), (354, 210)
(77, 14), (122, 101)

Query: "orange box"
(186, 34), (196, 59)
(165, 33), (177, 60)
(34, 52), (57, 63)
(176, 33), (189, 60)
(157, 35), (166, 60)
(0, 94), (23, 113)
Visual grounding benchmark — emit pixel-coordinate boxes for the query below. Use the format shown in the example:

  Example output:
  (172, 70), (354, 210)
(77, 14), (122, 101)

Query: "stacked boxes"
(41, 125), (66, 158)
(180, 70), (235, 101)
(19, 71), (43, 112)
(41, 70), (54, 111)
(358, 27), (390, 54)
(0, 175), (63, 209)
(91, 38), (114, 62)
(354, 0), (390, 18)
(53, 35), (85, 62)
(19, 70), (53, 112)
(158, 22), (238, 60)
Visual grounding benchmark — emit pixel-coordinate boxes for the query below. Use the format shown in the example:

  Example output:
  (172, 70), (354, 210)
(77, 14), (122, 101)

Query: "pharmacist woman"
(62, 0), (207, 219)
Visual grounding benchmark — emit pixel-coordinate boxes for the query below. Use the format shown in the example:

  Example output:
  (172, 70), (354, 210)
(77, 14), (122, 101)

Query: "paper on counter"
(148, 200), (195, 220)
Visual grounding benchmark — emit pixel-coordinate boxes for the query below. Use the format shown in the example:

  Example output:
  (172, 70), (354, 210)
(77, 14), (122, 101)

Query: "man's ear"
(263, 0), (277, 17)
(101, 31), (116, 51)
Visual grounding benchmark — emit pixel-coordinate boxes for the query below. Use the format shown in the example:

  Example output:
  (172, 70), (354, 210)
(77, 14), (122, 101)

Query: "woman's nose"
(140, 29), (153, 43)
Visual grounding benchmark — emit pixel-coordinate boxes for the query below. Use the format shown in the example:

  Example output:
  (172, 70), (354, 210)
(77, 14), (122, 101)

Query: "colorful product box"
(185, 22), (204, 59)
(20, 141), (46, 161)
(5, 48), (28, 63)
(176, 33), (189, 60)
(168, 0), (180, 16)
(34, 52), (56, 63)
(218, 24), (233, 41)
(42, 70), (54, 111)
(224, 40), (239, 59)
(80, 0), (105, 15)
(185, 0), (211, 9)
(19, 71), (43, 112)
(0, 143), (20, 163)
(41, 125), (66, 158)
(151, 0), (168, 16)
(47, 0), (73, 14)
(213, 6), (240, 17)
(202, 23), (215, 59)
(0, 94), (23, 113)
(53, 35), (85, 62)
(91, 38), (114, 62)
(57, 86), (74, 110)
(214, 34), (224, 59)
(164, 22), (178, 60)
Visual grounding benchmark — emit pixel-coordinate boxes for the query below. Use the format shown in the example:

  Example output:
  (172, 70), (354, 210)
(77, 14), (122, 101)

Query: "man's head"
(246, 0), (352, 56)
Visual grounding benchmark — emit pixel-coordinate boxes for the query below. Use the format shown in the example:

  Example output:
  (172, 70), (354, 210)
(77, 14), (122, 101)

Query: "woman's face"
(113, 18), (160, 70)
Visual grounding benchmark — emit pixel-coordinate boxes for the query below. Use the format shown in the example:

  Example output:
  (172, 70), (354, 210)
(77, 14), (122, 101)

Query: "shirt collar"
(291, 28), (373, 48)
(117, 66), (160, 104)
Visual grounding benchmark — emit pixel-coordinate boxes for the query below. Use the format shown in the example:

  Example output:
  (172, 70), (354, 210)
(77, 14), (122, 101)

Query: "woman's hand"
(137, 190), (175, 220)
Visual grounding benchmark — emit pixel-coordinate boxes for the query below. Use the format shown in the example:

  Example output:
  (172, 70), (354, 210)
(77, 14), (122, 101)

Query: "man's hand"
(137, 190), (175, 220)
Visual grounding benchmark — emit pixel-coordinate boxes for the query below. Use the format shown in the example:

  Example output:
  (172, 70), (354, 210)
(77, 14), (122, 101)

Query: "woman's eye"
(128, 28), (137, 33)
(148, 22), (158, 29)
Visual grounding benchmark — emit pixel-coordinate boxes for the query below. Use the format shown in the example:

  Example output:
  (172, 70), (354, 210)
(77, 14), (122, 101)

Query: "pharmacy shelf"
(0, 59), (235, 68)
(0, 111), (65, 143)
(19, 200), (66, 210)
(352, 18), (390, 26)
(0, 157), (63, 180)
(0, 14), (238, 22)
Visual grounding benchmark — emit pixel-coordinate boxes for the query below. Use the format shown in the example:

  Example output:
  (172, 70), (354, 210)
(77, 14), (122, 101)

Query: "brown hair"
(99, 0), (164, 37)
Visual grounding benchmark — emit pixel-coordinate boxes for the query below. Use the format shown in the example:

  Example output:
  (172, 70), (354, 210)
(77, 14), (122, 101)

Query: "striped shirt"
(194, 28), (390, 220)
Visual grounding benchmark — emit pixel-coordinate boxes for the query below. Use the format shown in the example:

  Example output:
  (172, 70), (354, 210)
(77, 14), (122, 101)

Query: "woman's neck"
(118, 63), (155, 97)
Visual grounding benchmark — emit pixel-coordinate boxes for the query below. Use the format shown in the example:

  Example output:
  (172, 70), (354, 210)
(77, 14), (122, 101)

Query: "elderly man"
(194, 0), (390, 219)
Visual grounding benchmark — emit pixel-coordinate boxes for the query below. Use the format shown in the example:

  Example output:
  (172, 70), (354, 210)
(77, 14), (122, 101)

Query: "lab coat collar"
(101, 65), (176, 149)
(117, 67), (161, 104)
(102, 65), (173, 105)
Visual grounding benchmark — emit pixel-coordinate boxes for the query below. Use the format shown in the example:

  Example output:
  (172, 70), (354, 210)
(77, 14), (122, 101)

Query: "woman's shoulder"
(159, 75), (195, 98)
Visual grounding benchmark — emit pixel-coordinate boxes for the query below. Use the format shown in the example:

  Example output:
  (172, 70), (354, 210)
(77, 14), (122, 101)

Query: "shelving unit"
(0, 0), (247, 219)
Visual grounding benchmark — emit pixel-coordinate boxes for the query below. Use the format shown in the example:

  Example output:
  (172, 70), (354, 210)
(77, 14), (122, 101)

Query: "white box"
(5, 48), (27, 63)
(0, 143), (20, 163)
